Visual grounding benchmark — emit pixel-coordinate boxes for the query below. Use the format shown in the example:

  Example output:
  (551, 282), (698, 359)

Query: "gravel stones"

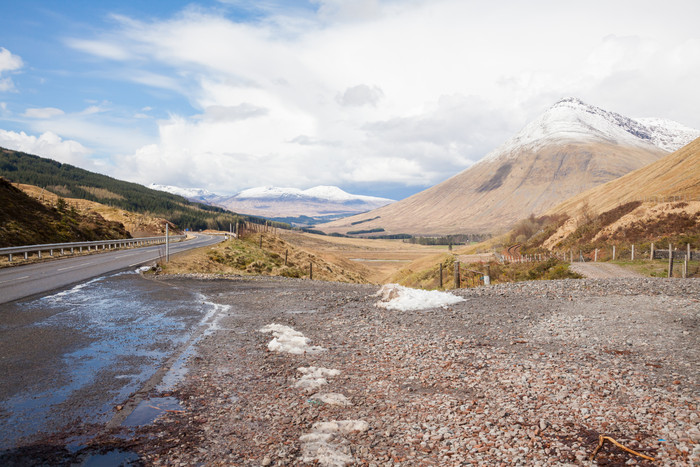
(130, 275), (698, 465)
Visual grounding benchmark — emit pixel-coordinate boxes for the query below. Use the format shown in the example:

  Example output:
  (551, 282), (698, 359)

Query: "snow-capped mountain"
(484, 97), (700, 162)
(235, 185), (392, 204)
(149, 184), (220, 203)
(320, 98), (699, 236)
(150, 183), (394, 225)
(219, 186), (394, 223)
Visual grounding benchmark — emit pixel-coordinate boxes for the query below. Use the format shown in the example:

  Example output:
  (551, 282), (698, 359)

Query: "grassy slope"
(547, 137), (700, 218)
(0, 177), (130, 247)
(161, 231), (372, 284)
(16, 182), (179, 237)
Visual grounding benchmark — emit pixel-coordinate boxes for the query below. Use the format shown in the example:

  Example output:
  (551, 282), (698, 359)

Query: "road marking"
(58, 262), (94, 271)
(0, 275), (29, 284)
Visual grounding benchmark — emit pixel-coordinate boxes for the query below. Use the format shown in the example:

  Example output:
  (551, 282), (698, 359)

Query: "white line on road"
(58, 262), (94, 272)
(0, 275), (30, 284)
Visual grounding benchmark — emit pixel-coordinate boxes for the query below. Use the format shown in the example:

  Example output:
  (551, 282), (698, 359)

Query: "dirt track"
(569, 262), (647, 279)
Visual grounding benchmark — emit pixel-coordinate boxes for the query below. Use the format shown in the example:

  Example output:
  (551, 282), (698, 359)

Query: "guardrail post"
(8, 253), (12, 262)
(50, 249), (53, 257)
(24, 252), (28, 260)
(38, 250), (42, 259)
(61, 248), (64, 255)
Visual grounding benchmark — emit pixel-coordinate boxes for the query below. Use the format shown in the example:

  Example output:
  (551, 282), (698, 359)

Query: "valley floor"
(5, 275), (698, 465)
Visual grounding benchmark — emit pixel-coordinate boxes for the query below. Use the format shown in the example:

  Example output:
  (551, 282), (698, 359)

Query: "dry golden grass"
(162, 232), (372, 284)
(278, 230), (449, 283)
(547, 137), (700, 218)
(15, 183), (175, 237)
(79, 186), (125, 200)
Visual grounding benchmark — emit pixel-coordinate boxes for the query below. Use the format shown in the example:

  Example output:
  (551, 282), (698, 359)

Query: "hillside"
(0, 177), (130, 247)
(319, 98), (699, 236)
(537, 136), (700, 250)
(0, 147), (282, 231)
(546, 136), (700, 217)
(15, 183), (178, 238)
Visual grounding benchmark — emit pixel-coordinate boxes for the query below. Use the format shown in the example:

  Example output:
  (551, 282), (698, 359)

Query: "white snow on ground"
(310, 393), (352, 406)
(293, 366), (341, 392)
(374, 284), (465, 311)
(259, 324), (325, 354)
(300, 420), (369, 467)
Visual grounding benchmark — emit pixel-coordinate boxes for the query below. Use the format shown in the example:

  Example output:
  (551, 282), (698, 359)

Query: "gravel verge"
(124, 275), (699, 466)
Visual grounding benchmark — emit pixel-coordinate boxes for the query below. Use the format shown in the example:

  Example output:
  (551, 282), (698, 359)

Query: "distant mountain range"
(149, 184), (395, 226)
(319, 98), (700, 236)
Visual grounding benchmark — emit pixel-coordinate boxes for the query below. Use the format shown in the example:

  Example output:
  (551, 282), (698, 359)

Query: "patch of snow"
(259, 324), (325, 354)
(374, 284), (465, 311)
(300, 420), (369, 467)
(294, 366), (341, 392)
(310, 393), (352, 406)
(633, 117), (700, 152)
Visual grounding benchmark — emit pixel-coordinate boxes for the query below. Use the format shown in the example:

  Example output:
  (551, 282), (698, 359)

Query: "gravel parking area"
(123, 276), (698, 466)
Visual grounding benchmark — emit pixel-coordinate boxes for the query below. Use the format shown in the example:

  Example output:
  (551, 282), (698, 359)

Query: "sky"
(1, 0), (699, 200)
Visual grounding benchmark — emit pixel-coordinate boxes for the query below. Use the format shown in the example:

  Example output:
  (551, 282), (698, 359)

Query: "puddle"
(122, 397), (183, 427)
(80, 449), (140, 466)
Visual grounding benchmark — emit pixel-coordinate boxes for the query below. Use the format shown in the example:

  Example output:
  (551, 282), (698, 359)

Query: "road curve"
(0, 233), (223, 304)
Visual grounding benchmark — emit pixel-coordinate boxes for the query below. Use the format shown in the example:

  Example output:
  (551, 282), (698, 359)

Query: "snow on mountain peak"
(149, 183), (215, 199)
(482, 98), (700, 163)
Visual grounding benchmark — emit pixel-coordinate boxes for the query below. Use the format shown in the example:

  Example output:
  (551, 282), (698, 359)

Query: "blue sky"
(1, 0), (700, 200)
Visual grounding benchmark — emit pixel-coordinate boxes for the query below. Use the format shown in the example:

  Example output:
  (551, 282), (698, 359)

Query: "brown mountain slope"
(546, 137), (700, 217)
(0, 178), (130, 247)
(16, 183), (179, 237)
(320, 142), (664, 236)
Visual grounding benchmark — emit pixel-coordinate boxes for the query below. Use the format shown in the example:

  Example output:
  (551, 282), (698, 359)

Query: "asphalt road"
(0, 233), (223, 304)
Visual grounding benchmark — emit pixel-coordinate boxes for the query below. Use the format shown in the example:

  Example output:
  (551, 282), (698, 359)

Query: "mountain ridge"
(319, 98), (699, 236)
(151, 183), (395, 224)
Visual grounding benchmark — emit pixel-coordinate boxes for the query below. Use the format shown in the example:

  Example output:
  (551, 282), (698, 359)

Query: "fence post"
(439, 263), (443, 289)
(260, 234), (263, 249)
(688, 243), (691, 262)
(612, 245), (616, 261)
(285, 249), (288, 266)
(309, 262), (313, 280)
(484, 265), (491, 286)
(594, 249), (598, 262)
(631, 244), (635, 261)
(650, 242), (654, 260)
(683, 257), (688, 279)
(454, 261), (460, 289)
(668, 243), (674, 278)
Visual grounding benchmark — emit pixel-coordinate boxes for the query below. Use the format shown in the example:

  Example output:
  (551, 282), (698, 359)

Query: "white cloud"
(65, 39), (131, 60)
(0, 129), (92, 166)
(0, 48), (23, 92)
(336, 84), (384, 107)
(23, 107), (66, 119)
(55, 0), (700, 194)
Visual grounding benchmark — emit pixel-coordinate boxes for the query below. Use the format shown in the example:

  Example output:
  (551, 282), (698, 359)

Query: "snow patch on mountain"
(149, 183), (217, 201)
(235, 185), (393, 204)
(482, 98), (700, 163)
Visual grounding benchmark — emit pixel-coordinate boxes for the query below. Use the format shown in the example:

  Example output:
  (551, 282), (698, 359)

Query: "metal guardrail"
(0, 235), (187, 262)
